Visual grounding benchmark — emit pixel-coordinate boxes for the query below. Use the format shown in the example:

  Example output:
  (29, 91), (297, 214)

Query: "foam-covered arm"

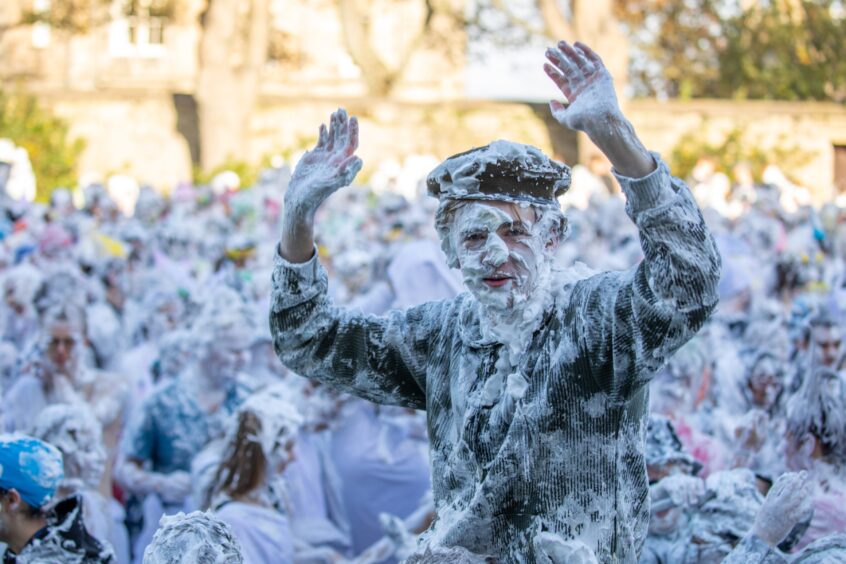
(721, 534), (788, 564)
(571, 155), (721, 400)
(543, 40), (655, 178)
(280, 109), (362, 264)
(115, 458), (192, 503)
(269, 248), (442, 410)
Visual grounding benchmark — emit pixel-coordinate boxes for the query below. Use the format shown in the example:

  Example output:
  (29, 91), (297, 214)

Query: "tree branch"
(336, 0), (439, 97)
(336, 0), (393, 96)
(536, 0), (573, 39)
(489, 0), (547, 37)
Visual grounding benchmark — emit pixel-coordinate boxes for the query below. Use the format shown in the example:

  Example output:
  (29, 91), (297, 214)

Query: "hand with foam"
(285, 108), (362, 218)
(542, 41), (655, 179)
(751, 471), (814, 547)
(543, 41), (621, 137)
(280, 108), (363, 263)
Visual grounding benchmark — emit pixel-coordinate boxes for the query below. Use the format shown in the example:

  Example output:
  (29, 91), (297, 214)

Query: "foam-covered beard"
(450, 202), (556, 323)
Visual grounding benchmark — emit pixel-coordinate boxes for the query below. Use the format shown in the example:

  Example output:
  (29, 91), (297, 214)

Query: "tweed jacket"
(269, 157), (721, 562)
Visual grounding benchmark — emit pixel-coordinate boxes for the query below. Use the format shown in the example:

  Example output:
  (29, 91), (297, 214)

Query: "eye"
(463, 231), (487, 245)
(505, 225), (529, 237)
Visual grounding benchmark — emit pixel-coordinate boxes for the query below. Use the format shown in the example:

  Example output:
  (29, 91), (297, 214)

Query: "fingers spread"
(543, 63), (573, 99)
(574, 41), (604, 68)
(317, 124), (328, 150)
(326, 112), (338, 151)
(557, 41), (587, 75)
(345, 117), (359, 156)
(549, 45), (579, 79)
(570, 44), (596, 74)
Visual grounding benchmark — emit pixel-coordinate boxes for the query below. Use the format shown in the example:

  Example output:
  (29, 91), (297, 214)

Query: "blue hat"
(0, 434), (64, 508)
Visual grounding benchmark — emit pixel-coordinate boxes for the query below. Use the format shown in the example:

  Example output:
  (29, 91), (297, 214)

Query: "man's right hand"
(280, 108), (362, 263)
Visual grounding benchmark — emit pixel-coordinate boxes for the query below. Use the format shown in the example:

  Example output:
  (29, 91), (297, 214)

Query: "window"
(109, 0), (171, 57)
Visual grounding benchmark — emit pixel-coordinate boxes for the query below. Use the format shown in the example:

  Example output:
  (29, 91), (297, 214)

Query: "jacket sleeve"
(570, 154), (722, 402)
(268, 248), (440, 410)
(721, 535), (788, 564)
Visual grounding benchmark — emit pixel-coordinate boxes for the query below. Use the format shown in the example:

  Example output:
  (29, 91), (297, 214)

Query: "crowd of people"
(0, 147), (844, 562)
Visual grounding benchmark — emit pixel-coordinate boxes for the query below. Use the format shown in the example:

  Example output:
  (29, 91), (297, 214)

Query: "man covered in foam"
(141, 511), (243, 564)
(270, 40), (721, 561)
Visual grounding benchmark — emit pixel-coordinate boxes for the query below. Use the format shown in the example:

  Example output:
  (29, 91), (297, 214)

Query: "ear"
(5, 488), (22, 510)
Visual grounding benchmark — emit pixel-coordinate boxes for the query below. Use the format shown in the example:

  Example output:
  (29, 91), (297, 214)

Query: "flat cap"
(426, 140), (570, 205)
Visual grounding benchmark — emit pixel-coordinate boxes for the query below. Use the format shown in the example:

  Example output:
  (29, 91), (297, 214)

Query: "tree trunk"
(195, 0), (269, 171)
(571, 0), (630, 162)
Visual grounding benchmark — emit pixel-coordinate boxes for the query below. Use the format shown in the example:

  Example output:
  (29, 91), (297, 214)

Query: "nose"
(482, 234), (508, 267)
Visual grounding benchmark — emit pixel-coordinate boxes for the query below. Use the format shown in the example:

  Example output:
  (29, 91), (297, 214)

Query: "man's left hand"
(543, 41), (621, 138)
(544, 40), (656, 179)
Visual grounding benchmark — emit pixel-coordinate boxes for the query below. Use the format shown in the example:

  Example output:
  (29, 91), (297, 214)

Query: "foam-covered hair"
(142, 511), (244, 564)
(189, 285), (256, 353)
(33, 264), (87, 316)
(235, 384), (304, 458)
(2, 263), (43, 311)
(786, 367), (846, 456)
(29, 404), (105, 490)
(29, 404), (102, 453)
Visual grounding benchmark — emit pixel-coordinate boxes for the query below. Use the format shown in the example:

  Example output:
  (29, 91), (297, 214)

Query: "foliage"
(615, 0), (846, 102)
(123, 0), (175, 19)
(669, 126), (815, 183)
(21, 0), (113, 34)
(0, 89), (86, 201)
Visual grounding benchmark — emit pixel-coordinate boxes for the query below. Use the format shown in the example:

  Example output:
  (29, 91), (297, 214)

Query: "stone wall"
(22, 90), (846, 203)
(627, 99), (846, 201)
(250, 97), (554, 175)
(41, 91), (193, 188)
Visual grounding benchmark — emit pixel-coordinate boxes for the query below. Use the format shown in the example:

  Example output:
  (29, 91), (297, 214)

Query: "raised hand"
(751, 471), (814, 547)
(286, 108), (363, 217)
(278, 109), (363, 263)
(543, 41), (621, 137)
(543, 40), (655, 178)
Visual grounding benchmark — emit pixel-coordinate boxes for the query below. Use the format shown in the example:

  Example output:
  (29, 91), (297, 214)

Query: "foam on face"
(448, 201), (562, 367)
